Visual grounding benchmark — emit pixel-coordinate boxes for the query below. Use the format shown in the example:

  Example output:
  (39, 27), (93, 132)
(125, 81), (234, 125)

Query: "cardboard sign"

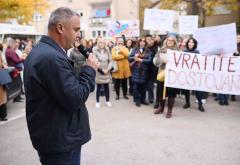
(165, 50), (240, 95)
(143, 9), (175, 31)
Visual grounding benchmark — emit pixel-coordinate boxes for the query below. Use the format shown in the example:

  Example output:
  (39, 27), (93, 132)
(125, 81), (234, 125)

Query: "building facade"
(33, 0), (139, 39)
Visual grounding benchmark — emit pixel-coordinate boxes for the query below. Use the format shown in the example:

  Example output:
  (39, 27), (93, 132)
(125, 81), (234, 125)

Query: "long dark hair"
(186, 37), (198, 51)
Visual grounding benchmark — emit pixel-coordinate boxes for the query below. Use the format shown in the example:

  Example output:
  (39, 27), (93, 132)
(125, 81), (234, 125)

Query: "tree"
(0, 0), (48, 24)
(150, 0), (238, 27)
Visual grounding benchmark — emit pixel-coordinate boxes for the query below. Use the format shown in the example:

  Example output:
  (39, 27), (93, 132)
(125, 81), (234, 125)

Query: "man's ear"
(56, 23), (64, 34)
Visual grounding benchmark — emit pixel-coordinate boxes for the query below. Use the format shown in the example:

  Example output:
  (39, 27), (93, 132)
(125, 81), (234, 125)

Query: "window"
(97, 31), (101, 37)
(103, 31), (106, 37)
(92, 3), (111, 18)
(92, 31), (96, 38)
(33, 13), (42, 21)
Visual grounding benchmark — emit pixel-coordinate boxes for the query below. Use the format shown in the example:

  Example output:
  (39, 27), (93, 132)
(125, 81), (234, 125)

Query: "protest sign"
(179, 15), (198, 35)
(165, 50), (240, 95)
(193, 23), (237, 55)
(107, 20), (139, 37)
(143, 9), (175, 31)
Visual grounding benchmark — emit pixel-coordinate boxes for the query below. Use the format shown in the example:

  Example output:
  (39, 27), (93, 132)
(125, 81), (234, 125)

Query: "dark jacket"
(129, 47), (152, 83)
(184, 48), (200, 54)
(148, 45), (158, 80)
(24, 36), (96, 154)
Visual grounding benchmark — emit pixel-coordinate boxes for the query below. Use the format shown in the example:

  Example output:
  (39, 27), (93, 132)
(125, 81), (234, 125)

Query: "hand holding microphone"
(86, 54), (99, 71)
(77, 44), (105, 74)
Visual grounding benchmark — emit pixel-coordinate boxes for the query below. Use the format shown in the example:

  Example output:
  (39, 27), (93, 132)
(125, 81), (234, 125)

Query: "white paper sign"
(193, 23), (237, 55)
(165, 50), (240, 95)
(143, 9), (175, 31)
(107, 20), (139, 38)
(179, 15), (198, 34)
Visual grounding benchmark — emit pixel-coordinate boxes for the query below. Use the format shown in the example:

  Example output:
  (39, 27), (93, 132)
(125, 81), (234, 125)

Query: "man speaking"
(24, 7), (99, 165)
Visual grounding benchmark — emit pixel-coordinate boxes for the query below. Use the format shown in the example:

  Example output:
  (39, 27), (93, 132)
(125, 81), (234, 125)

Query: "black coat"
(24, 36), (96, 154)
(129, 47), (152, 83)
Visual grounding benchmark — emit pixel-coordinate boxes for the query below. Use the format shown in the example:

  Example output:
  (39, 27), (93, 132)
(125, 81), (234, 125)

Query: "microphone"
(77, 45), (105, 75)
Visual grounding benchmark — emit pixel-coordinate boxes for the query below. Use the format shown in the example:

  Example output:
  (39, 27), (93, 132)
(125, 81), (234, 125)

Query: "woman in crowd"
(183, 37), (205, 112)
(178, 37), (190, 103)
(93, 38), (113, 108)
(153, 36), (163, 109)
(87, 39), (94, 52)
(153, 35), (179, 118)
(22, 45), (32, 60)
(111, 38), (131, 100)
(5, 39), (24, 102)
(146, 36), (158, 104)
(0, 43), (8, 121)
(125, 39), (134, 96)
(155, 34), (162, 49)
(129, 38), (152, 107)
(179, 38), (188, 51)
(69, 37), (86, 76)
(107, 40), (115, 54)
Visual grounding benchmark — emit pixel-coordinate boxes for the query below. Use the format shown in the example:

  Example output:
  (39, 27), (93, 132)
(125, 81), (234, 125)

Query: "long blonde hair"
(161, 36), (178, 53)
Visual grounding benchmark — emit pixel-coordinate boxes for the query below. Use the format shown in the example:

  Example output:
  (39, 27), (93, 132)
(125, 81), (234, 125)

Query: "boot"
(153, 102), (159, 109)
(198, 102), (205, 112)
(0, 104), (7, 121)
(166, 97), (175, 118)
(154, 99), (165, 114)
(231, 95), (236, 101)
(183, 93), (190, 109)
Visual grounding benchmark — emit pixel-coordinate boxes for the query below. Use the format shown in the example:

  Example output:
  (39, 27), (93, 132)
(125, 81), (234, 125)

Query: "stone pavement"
(0, 89), (240, 165)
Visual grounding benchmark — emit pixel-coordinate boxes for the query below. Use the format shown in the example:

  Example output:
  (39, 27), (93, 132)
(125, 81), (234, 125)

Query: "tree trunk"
(198, 0), (206, 27)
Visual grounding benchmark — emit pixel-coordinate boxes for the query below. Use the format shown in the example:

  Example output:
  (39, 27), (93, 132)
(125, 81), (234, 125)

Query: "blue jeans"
(133, 82), (146, 104)
(195, 91), (204, 107)
(38, 148), (81, 165)
(146, 79), (154, 102)
(219, 94), (229, 102)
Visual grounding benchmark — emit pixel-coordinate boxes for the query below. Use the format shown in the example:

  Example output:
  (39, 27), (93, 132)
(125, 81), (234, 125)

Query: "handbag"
(0, 69), (12, 85)
(111, 61), (118, 73)
(157, 70), (165, 82)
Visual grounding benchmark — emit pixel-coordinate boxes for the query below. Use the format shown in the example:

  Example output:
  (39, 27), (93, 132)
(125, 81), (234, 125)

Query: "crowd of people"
(67, 33), (240, 119)
(0, 38), (33, 121)
(0, 33), (239, 120)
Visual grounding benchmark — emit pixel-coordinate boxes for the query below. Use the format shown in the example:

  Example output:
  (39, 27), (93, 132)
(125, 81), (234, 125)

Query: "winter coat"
(111, 46), (131, 79)
(69, 48), (86, 75)
(129, 47), (152, 83)
(5, 48), (24, 71)
(0, 52), (7, 106)
(92, 46), (112, 84)
(24, 36), (96, 154)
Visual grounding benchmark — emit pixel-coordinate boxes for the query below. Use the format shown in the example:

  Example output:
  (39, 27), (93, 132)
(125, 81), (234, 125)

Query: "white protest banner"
(143, 9), (175, 31)
(107, 20), (139, 38)
(165, 50), (240, 95)
(179, 15), (198, 34)
(193, 23), (237, 55)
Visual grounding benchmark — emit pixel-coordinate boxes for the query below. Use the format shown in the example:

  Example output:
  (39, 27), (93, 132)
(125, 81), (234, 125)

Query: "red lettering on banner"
(182, 53), (191, 69)
(219, 56), (223, 71)
(213, 57), (216, 71)
(188, 71), (196, 87)
(168, 69), (177, 84)
(204, 56), (208, 71)
(197, 72), (205, 88)
(205, 74), (216, 90)
(228, 57), (237, 72)
(178, 71), (187, 85)
(231, 75), (240, 91)
(191, 55), (200, 70)
(222, 75), (230, 91)
(173, 52), (182, 68)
